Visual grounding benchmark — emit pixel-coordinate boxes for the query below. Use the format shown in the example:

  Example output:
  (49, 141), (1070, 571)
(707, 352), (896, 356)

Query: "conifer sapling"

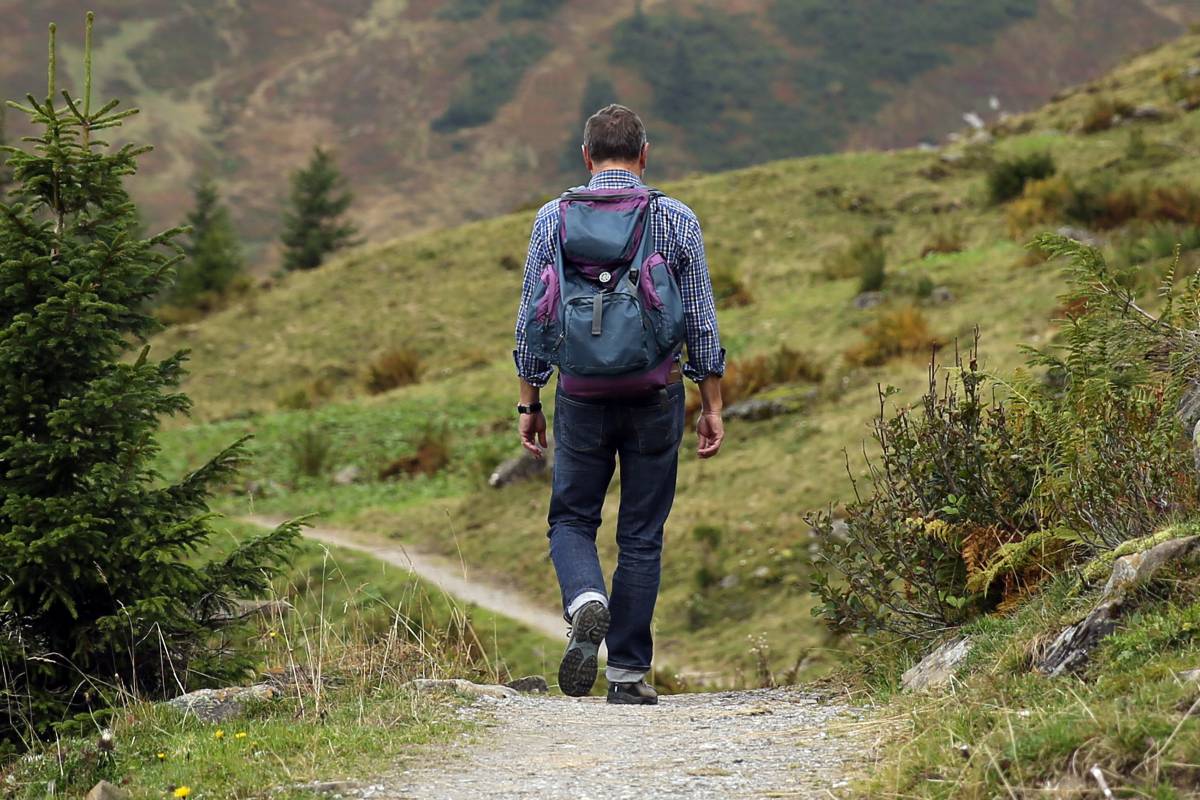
(280, 146), (359, 271)
(0, 15), (301, 743)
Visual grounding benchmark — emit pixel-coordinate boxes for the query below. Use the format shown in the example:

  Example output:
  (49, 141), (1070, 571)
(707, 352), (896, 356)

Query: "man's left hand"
(520, 410), (548, 458)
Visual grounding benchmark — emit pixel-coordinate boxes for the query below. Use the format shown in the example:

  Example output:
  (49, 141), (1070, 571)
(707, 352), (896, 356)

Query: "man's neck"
(590, 162), (642, 178)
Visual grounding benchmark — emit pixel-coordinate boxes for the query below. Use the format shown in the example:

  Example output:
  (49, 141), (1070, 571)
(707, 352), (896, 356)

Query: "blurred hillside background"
(3, 0), (1198, 267)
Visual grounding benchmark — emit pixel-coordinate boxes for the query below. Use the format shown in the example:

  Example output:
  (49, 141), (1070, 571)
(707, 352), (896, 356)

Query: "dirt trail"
(242, 515), (568, 642)
(371, 688), (871, 799)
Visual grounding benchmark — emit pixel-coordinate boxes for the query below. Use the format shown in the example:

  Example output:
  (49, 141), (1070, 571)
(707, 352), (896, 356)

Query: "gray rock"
(1178, 381), (1200, 431)
(1177, 668), (1200, 683)
(1130, 104), (1167, 121)
(1035, 536), (1200, 676)
(1101, 535), (1200, 603)
(505, 675), (550, 694)
(724, 398), (793, 423)
(852, 291), (884, 310)
(211, 598), (293, 624)
(718, 574), (740, 590)
(901, 636), (973, 691)
(165, 684), (278, 723)
(489, 447), (552, 488)
(407, 678), (518, 700)
(85, 781), (128, 800)
(1056, 226), (1103, 248)
(333, 465), (363, 486)
(1033, 601), (1122, 677)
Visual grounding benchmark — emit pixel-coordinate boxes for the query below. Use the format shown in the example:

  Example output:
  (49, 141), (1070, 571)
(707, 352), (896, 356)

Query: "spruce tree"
(280, 146), (358, 271)
(173, 175), (243, 306)
(0, 106), (11, 194)
(0, 16), (300, 742)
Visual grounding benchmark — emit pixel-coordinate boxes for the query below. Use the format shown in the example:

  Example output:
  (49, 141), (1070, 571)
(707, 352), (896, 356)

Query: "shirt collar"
(587, 169), (644, 190)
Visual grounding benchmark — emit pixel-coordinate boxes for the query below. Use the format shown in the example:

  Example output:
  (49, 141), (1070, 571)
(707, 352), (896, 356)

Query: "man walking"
(513, 104), (725, 704)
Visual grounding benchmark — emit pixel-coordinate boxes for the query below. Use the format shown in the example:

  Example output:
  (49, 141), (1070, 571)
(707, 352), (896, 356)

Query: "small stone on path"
(407, 678), (518, 700)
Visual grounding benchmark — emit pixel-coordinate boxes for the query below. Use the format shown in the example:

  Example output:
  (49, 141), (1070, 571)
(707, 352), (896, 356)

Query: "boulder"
(407, 678), (518, 700)
(165, 684), (278, 723)
(332, 465), (363, 486)
(85, 781), (129, 800)
(1056, 226), (1103, 248)
(505, 675), (550, 694)
(1130, 104), (1167, 121)
(1034, 536), (1200, 676)
(488, 447), (552, 488)
(1100, 536), (1200, 603)
(852, 291), (884, 310)
(901, 636), (973, 691)
(929, 286), (954, 305)
(723, 398), (793, 423)
(1033, 601), (1122, 677)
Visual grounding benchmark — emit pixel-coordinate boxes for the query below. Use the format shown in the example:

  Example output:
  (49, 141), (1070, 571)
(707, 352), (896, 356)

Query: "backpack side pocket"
(638, 253), (685, 353)
(524, 264), (563, 362)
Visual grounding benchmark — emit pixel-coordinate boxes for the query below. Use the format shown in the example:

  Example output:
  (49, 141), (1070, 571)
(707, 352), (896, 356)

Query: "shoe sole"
(558, 602), (610, 697)
(606, 692), (659, 706)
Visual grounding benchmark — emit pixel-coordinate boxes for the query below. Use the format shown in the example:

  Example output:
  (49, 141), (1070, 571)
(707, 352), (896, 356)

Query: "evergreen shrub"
(0, 17), (299, 744)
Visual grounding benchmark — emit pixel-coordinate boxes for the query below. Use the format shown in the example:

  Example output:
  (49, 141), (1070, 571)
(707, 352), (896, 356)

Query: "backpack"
(524, 186), (686, 398)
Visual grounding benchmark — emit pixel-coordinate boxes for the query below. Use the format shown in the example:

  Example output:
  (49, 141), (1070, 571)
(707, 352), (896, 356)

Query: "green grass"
(853, 565), (1200, 798)
(0, 521), (559, 797)
(150, 34), (1200, 680)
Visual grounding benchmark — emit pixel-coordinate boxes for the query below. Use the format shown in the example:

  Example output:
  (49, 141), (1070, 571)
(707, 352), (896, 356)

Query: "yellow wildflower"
(156, 752), (166, 760)
(173, 787), (191, 799)
(214, 729), (225, 739)
(234, 731), (247, 740)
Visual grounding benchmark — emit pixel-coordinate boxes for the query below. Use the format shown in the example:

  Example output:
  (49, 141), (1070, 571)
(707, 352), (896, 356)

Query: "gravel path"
(371, 688), (871, 799)
(242, 515), (568, 642)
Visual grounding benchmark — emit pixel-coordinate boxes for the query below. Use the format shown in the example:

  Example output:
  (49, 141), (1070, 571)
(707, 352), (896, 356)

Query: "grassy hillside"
(150, 32), (1200, 680)
(1, 1), (1195, 262)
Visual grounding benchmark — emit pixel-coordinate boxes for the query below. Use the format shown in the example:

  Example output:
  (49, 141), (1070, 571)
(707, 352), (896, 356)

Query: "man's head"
(581, 104), (649, 176)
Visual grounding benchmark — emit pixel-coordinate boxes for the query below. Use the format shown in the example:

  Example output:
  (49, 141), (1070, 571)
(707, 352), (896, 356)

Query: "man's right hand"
(520, 411), (548, 458)
(696, 411), (724, 459)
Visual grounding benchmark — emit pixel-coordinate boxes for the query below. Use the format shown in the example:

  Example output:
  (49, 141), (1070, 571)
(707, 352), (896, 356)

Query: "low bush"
(843, 306), (939, 367)
(1114, 222), (1200, 267)
(710, 266), (754, 307)
(821, 233), (887, 291)
(364, 347), (423, 394)
(919, 221), (965, 257)
(379, 426), (452, 480)
(812, 236), (1200, 639)
(288, 427), (335, 479)
(686, 345), (824, 419)
(1162, 67), (1200, 109)
(1009, 174), (1200, 233)
(987, 151), (1056, 204)
(1079, 95), (1134, 133)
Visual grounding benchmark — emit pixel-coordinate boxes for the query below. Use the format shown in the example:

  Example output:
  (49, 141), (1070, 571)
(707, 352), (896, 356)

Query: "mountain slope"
(2, 0), (1196, 264)
(150, 31), (1200, 677)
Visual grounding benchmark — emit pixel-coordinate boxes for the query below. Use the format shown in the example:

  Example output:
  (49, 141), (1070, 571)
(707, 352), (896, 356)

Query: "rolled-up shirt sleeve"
(513, 208), (555, 388)
(677, 216), (726, 382)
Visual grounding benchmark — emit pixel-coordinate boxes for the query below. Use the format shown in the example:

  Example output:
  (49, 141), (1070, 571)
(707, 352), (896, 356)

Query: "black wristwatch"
(517, 401), (543, 415)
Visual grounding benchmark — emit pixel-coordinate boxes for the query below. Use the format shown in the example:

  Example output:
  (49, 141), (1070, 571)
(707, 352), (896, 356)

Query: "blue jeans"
(547, 382), (686, 680)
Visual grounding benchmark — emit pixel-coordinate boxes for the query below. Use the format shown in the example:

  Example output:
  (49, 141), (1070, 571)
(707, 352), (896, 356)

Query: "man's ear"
(639, 141), (650, 172)
(582, 145), (593, 173)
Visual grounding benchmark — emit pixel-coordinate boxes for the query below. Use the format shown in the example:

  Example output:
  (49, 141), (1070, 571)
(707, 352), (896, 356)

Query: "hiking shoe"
(607, 679), (658, 705)
(558, 601), (610, 697)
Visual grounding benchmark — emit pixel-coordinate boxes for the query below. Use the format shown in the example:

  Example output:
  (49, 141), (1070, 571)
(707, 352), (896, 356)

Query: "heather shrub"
(364, 347), (424, 394)
(987, 151), (1056, 204)
(821, 233), (887, 291)
(1079, 96), (1134, 134)
(844, 306), (939, 367)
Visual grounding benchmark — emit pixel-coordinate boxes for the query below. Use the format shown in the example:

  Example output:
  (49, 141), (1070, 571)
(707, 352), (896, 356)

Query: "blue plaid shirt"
(513, 169), (726, 387)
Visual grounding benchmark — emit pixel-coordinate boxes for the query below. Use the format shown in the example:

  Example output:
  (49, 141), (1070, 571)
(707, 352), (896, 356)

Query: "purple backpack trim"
(559, 356), (675, 399)
(535, 264), (559, 323)
(638, 253), (667, 311)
